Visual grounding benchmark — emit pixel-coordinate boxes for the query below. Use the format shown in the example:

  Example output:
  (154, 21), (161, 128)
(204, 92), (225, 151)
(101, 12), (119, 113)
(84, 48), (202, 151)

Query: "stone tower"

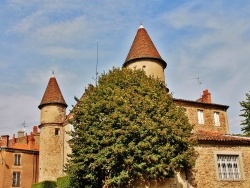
(123, 24), (167, 84)
(38, 73), (67, 182)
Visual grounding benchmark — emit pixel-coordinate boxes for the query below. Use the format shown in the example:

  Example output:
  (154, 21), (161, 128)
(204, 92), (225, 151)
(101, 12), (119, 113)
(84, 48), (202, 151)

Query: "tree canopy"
(66, 68), (196, 188)
(240, 91), (250, 135)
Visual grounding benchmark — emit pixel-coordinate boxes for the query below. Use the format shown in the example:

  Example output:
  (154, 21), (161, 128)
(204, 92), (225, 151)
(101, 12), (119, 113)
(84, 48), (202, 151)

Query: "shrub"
(31, 180), (57, 188)
(57, 175), (70, 188)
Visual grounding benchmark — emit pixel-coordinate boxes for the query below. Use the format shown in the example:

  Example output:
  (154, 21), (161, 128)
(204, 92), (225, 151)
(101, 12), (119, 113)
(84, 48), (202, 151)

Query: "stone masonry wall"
(39, 103), (66, 182)
(174, 100), (229, 134)
(39, 124), (63, 182)
(192, 144), (250, 188)
(185, 105), (228, 134)
(126, 59), (165, 83)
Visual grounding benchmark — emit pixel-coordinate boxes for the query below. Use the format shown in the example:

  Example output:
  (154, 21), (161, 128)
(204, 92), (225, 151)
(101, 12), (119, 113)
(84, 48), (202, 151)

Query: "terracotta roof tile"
(173, 98), (229, 110)
(196, 130), (250, 145)
(38, 75), (67, 109)
(9, 143), (39, 151)
(123, 25), (166, 68)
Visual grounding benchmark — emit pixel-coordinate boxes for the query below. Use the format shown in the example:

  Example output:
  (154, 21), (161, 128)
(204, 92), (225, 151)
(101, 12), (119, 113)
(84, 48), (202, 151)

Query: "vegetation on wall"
(66, 68), (196, 187)
(240, 91), (250, 135)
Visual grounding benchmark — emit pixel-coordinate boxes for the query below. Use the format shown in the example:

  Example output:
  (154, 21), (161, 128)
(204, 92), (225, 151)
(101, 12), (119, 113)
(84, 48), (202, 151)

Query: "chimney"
(12, 134), (16, 145)
(202, 89), (212, 103)
(1, 135), (9, 147)
(33, 126), (38, 134)
(28, 134), (35, 150)
(17, 130), (25, 138)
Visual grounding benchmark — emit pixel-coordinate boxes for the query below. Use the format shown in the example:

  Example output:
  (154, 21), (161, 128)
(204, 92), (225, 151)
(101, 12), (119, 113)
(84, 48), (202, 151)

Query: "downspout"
(33, 153), (35, 183)
(62, 125), (65, 176)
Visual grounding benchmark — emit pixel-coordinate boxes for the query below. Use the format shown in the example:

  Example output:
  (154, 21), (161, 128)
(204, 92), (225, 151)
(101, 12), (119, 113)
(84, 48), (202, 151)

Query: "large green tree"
(66, 68), (196, 188)
(240, 92), (250, 135)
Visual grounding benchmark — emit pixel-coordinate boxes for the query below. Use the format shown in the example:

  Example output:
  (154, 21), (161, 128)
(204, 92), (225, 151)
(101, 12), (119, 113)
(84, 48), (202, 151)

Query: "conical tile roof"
(123, 25), (166, 68)
(38, 74), (67, 109)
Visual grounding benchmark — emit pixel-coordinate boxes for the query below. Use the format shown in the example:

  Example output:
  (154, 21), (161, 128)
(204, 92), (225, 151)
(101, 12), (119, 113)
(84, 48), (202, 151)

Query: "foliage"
(240, 91), (250, 135)
(31, 181), (56, 188)
(57, 176), (70, 188)
(66, 68), (196, 188)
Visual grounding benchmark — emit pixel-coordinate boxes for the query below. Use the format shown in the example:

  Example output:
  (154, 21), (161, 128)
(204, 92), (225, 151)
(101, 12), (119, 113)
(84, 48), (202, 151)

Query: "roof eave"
(123, 57), (167, 69)
(38, 102), (68, 109)
(198, 139), (250, 145)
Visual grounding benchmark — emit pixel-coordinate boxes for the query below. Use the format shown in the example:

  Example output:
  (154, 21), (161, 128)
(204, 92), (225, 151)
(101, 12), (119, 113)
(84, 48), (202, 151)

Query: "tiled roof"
(196, 130), (250, 145)
(123, 25), (166, 68)
(38, 75), (67, 109)
(173, 98), (229, 110)
(9, 143), (39, 151)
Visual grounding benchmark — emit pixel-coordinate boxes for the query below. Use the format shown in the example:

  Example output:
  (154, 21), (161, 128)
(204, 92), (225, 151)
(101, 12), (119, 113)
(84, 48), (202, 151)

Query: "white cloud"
(30, 16), (92, 45)
(9, 10), (46, 34)
(39, 46), (84, 59)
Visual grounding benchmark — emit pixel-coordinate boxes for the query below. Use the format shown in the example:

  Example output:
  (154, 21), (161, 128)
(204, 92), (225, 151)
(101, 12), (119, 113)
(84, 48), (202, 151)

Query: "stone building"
(1, 25), (250, 187)
(119, 24), (250, 188)
(38, 73), (67, 182)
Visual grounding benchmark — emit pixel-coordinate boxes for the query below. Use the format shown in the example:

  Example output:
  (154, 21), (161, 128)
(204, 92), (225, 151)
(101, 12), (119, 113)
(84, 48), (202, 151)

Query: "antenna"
(21, 121), (27, 132)
(95, 41), (99, 86)
(195, 77), (202, 97)
(195, 77), (202, 86)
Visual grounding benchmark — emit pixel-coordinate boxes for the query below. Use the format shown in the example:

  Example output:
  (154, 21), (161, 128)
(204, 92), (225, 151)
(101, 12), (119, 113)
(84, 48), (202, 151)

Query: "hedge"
(31, 180), (57, 188)
(57, 175), (70, 188)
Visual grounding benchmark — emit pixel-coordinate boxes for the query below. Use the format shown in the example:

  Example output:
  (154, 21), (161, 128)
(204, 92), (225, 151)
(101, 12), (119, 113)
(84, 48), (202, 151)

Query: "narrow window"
(198, 110), (204, 124)
(217, 155), (241, 180)
(214, 112), (220, 126)
(14, 154), (21, 166)
(55, 128), (60, 135)
(12, 171), (21, 187)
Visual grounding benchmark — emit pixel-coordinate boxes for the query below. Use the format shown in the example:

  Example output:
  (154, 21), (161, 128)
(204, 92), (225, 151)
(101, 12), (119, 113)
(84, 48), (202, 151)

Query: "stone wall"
(192, 144), (250, 188)
(38, 124), (64, 182)
(39, 102), (66, 182)
(40, 105), (66, 124)
(126, 59), (166, 83)
(63, 123), (72, 169)
(174, 100), (229, 134)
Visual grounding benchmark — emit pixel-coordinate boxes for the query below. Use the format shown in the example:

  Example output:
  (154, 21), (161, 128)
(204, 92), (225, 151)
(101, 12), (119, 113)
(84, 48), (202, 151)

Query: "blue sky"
(0, 0), (249, 135)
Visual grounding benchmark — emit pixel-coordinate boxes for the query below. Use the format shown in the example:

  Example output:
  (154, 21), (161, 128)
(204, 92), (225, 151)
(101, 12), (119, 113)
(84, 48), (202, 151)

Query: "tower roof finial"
(52, 70), (55, 77)
(139, 20), (144, 29)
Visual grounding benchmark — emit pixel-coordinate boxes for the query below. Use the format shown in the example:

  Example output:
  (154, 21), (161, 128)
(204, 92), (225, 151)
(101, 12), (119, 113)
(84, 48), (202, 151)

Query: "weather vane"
(21, 120), (27, 132)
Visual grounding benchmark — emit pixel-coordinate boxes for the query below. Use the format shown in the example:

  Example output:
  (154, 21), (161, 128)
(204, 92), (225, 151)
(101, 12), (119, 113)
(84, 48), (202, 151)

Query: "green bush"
(57, 175), (70, 188)
(31, 180), (57, 188)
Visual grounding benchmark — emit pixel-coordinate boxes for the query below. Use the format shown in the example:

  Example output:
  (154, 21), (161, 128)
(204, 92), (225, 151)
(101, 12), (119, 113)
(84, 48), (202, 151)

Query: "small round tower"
(38, 73), (67, 182)
(123, 24), (167, 84)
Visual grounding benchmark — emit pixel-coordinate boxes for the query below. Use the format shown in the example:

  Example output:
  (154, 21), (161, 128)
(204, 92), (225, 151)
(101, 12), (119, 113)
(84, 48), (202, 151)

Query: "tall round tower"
(38, 73), (67, 182)
(123, 24), (167, 84)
